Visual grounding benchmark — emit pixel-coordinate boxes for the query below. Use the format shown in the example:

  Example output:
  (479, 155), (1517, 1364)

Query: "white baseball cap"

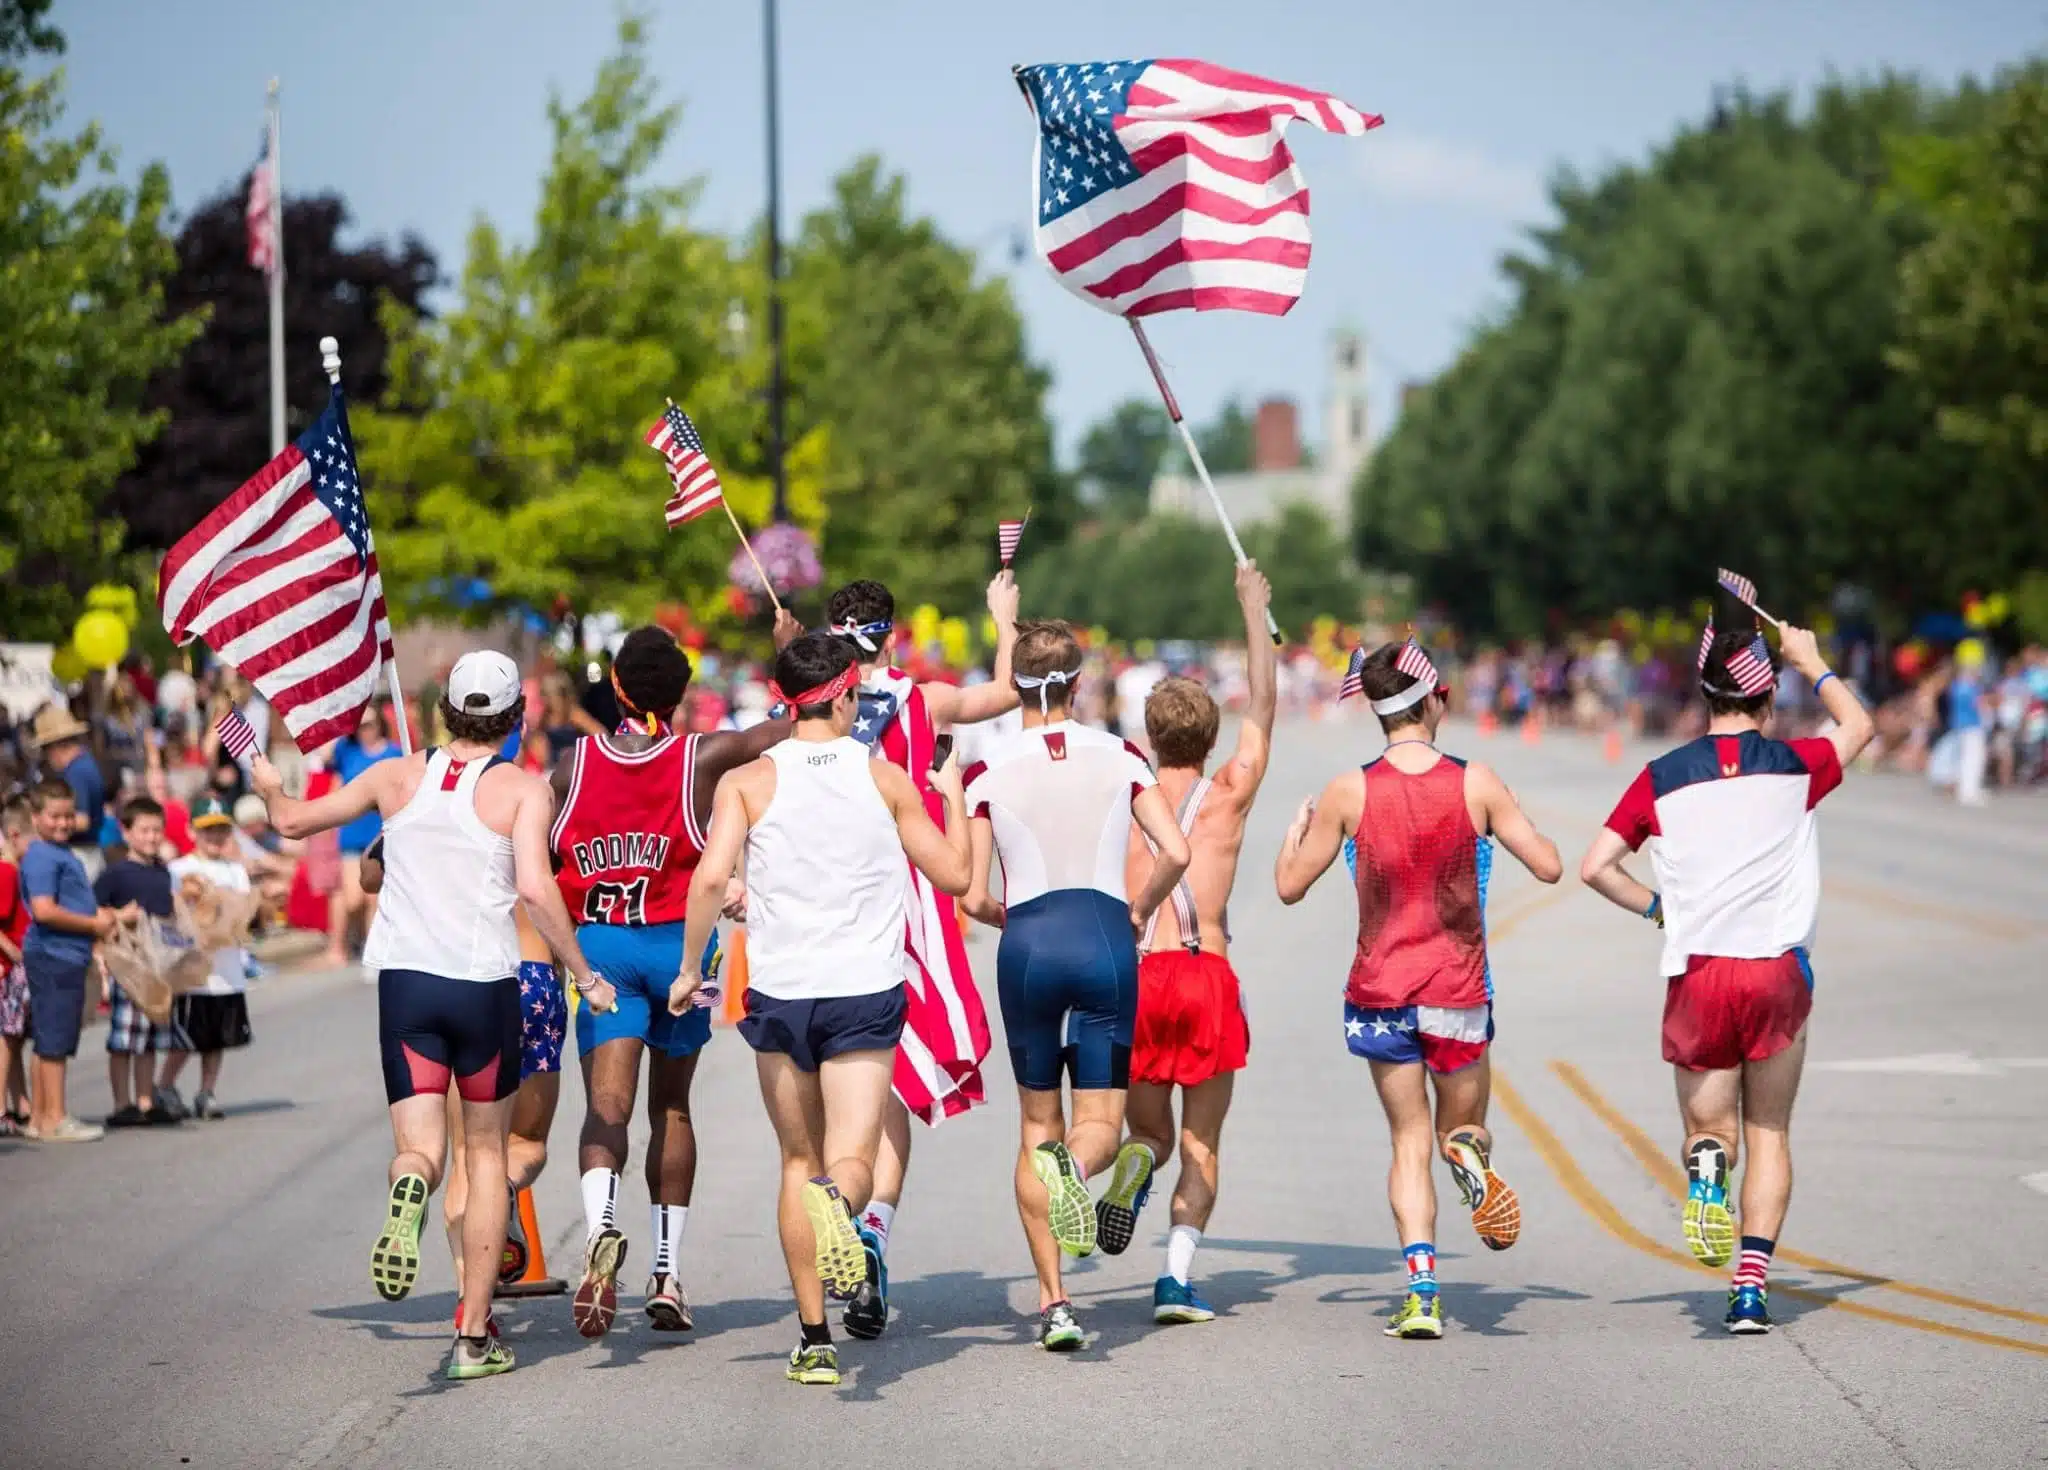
(448, 650), (521, 716)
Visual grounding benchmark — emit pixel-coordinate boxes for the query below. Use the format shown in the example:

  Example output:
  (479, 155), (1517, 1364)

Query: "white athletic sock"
(580, 1168), (620, 1241)
(1165, 1224), (1202, 1285)
(650, 1204), (688, 1275)
(860, 1200), (896, 1258)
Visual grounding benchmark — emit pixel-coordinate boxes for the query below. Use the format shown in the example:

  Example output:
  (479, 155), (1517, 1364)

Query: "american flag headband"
(1369, 643), (1445, 716)
(1013, 667), (1074, 712)
(769, 661), (860, 711)
(1697, 620), (1777, 699)
(832, 618), (893, 654)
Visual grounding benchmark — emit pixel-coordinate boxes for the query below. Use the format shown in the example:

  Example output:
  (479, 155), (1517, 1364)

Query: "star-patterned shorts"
(1343, 1001), (1493, 1074)
(518, 961), (568, 1080)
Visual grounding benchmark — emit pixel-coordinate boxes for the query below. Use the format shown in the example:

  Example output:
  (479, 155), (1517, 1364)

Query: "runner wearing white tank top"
(668, 632), (969, 1388)
(250, 650), (610, 1384)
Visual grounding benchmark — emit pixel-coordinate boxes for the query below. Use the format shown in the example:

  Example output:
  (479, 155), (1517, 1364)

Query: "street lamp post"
(764, 0), (788, 523)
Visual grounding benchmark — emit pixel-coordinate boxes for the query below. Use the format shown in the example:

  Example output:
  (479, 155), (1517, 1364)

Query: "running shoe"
(644, 1271), (693, 1332)
(1030, 1141), (1097, 1257)
(1038, 1300), (1084, 1352)
(498, 1183), (529, 1285)
(370, 1173), (428, 1302)
(1444, 1131), (1521, 1251)
(786, 1341), (841, 1386)
(453, 1302), (501, 1339)
(1384, 1291), (1444, 1340)
(1152, 1276), (1216, 1325)
(1724, 1285), (1772, 1335)
(446, 1335), (516, 1381)
(842, 1227), (889, 1341)
(801, 1177), (869, 1300)
(1094, 1141), (1154, 1256)
(1683, 1179), (1736, 1269)
(572, 1228), (627, 1338)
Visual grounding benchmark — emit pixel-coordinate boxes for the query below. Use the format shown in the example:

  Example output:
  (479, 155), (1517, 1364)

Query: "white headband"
(1369, 681), (1435, 717)
(1014, 668), (1073, 712)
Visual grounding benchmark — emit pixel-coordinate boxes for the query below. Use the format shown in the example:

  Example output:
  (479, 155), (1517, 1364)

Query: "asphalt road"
(3, 716), (2044, 1470)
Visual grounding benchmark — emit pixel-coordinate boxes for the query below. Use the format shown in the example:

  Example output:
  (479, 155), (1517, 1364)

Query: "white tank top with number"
(744, 737), (907, 1001)
(362, 749), (520, 981)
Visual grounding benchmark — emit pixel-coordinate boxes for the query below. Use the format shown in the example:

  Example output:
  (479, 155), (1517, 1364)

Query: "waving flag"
(1338, 647), (1366, 701)
(215, 709), (258, 762)
(1716, 568), (1758, 608)
(998, 517), (1027, 566)
(159, 384), (394, 753)
(247, 135), (277, 277)
(1015, 59), (1380, 318)
(1722, 636), (1777, 696)
(644, 404), (725, 527)
(1395, 638), (1440, 689)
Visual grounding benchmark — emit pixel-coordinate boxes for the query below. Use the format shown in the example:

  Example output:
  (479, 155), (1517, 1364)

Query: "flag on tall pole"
(246, 129), (277, 275)
(158, 373), (395, 753)
(254, 80), (286, 455)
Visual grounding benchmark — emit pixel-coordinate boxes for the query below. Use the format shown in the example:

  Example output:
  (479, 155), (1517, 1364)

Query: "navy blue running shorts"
(996, 888), (1139, 1092)
(740, 985), (908, 1073)
(378, 969), (522, 1105)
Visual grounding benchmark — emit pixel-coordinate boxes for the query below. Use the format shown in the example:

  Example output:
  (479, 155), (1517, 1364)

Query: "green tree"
(1075, 397), (1170, 515)
(0, 0), (202, 637)
(1195, 397), (1255, 474)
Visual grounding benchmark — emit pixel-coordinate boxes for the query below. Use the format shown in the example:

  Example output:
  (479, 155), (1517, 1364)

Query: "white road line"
(1812, 1054), (2048, 1077)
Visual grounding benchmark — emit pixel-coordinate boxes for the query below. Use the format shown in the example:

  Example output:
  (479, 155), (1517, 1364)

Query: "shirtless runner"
(1107, 564), (1276, 1325)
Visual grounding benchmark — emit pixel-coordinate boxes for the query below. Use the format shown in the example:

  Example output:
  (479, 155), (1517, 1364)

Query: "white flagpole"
(320, 334), (412, 756)
(1128, 319), (1283, 645)
(266, 79), (286, 456)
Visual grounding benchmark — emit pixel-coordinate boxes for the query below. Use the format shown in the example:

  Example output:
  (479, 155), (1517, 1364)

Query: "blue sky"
(59, 1), (2039, 458)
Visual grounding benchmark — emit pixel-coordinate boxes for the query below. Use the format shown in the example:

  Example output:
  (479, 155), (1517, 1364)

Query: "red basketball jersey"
(550, 733), (705, 926)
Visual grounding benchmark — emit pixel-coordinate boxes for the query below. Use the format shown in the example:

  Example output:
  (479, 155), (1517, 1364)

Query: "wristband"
(1812, 671), (1837, 695)
(1644, 894), (1663, 928)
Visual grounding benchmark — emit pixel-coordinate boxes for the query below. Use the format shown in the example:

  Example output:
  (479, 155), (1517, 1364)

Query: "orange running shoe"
(1445, 1130), (1521, 1251)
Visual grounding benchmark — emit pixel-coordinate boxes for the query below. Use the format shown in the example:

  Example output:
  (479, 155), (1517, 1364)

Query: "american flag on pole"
(1717, 567), (1759, 608)
(1015, 59), (1381, 318)
(644, 404), (725, 528)
(215, 709), (258, 762)
(246, 135), (277, 276)
(997, 517), (1027, 566)
(158, 383), (394, 753)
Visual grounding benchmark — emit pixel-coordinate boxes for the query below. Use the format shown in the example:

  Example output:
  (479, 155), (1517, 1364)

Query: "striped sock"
(1732, 1235), (1775, 1290)
(1404, 1241), (1438, 1297)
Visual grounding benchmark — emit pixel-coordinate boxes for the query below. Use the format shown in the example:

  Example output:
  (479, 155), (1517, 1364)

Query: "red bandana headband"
(609, 669), (670, 737)
(770, 660), (859, 711)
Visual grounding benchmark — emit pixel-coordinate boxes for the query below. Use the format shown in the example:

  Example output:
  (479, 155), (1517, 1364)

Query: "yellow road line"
(1825, 878), (2040, 943)
(1548, 1059), (2048, 1331)
(1492, 1071), (2048, 1357)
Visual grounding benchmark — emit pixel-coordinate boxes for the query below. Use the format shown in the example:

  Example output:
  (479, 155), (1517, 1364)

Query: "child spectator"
(232, 793), (295, 919)
(0, 799), (32, 1135)
(19, 778), (127, 1142)
(158, 796), (254, 1121)
(95, 796), (179, 1128)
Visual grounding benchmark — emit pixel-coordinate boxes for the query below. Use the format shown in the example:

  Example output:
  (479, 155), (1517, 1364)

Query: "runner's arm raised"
(1275, 773), (1357, 904)
(923, 572), (1021, 727)
(963, 814), (1003, 928)
(510, 775), (610, 1011)
(1780, 624), (1875, 769)
(874, 758), (971, 896)
(1127, 784), (1191, 929)
(1220, 562), (1276, 801)
(672, 768), (754, 1015)
(1467, 762), (1561, 883)
(250, 751), (391, 840)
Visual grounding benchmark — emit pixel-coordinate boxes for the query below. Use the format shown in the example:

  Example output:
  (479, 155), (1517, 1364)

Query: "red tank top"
(1346, 755), (1488, 1010)
(550, 733), (705, 926)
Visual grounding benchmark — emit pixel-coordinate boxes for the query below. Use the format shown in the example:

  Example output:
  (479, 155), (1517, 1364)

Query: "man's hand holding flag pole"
(1012, 58), (1383, 646)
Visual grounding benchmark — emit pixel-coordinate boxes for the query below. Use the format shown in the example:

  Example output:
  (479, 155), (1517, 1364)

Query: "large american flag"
(1015, 59), (1380, 318)
(247, 136), (277, 277)
(644, 404), (725, 527)
(158, 384), (395, 753)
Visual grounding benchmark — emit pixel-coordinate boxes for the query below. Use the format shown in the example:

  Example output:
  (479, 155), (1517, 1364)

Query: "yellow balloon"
(51, 644), (88, 683)
(1964, 601), (1992, 629)
(73, 609), (129, 669)
(1982, 592), (2010, 624)
(910, 603), (941, 647)
(939, 616), (970, 663)
(980, 614), (998, 647)
(87, 583), (140, 627)
(1957, 638), (1987, 669)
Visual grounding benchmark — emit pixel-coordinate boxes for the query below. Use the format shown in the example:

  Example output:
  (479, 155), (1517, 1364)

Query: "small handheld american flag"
(644, 403), (725, 528)
(1715, 566), (1780, 628)
(1723, 635), (1776, 696)
(998, 517), (1027, 567)
(1338, 647), (1366, 701)
(216, 709), (258, 762)
(1394, 638), (1440, 690)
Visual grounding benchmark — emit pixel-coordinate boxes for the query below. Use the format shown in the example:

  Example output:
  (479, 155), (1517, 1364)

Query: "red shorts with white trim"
(1661, 950), (1812, 1072)
(1345, 1002), (1493, 1074)
(1131, 950), (1249, 1088)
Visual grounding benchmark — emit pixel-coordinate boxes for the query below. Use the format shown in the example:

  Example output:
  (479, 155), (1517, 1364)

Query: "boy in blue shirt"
(96, 796), (179, 1127)
(20, 779), (128, 1143)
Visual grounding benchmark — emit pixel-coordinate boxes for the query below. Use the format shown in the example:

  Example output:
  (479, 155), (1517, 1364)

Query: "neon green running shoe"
(801, 1177), (869, 1299)
(1031, 1141), (1097, 1257)
(1683, 1180), (1736, 1269)
(1038, 1300), (1084, 1351)
(1384, 1291), (1443, 1340)
(786, 1341), (841, 1385)
(445, 1335), (516, 1381)
(370, 1173), (428, 1302)
(1095, 1141), (1154, 1255)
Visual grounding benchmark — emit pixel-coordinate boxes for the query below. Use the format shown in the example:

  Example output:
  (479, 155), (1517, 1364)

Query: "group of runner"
(246, 565), (1873, 1381)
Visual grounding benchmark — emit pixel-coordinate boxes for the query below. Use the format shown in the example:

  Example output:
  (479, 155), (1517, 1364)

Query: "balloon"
(1964, 600), (1993, 629)
(1957, 638), (1987, 669)
(981, 614), (998, 647)
(1982, 592), (2010, 625)
(939, 617), (970, 666)
(910, 604), (942, 649)
(86, 583), (139, 627)
(50, 644), (87, 683)
(73, 609), (129, 670)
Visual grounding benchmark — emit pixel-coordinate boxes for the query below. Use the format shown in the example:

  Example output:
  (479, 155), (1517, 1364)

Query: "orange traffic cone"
(495, 1186), (567, 1299)
(1603, 727), (1623, 764)
(1477, 710), (1498, 737)
(1520, 711), (1541, 745)
(719, 928), (750, 1027)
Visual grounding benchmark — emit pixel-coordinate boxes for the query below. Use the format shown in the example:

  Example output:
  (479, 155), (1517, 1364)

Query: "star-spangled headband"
(770, 660), (861, 711)
(832, 617), (893, 654)
(1014, 667), (1074, 711)
(1697, 621), (1777, 698)
(1341, 638), (1445, 714)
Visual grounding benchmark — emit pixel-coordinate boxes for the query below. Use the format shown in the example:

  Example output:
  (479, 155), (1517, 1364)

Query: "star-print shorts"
(1343, 1001), (1493, 1074)
(519, 960), (568, 1080)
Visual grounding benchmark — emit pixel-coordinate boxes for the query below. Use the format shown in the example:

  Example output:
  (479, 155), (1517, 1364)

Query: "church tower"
(1324, 327), (1370, 502)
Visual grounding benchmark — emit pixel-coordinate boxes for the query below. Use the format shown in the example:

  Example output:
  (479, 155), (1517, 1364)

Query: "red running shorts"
(1661, 950), (1813, 1073)
(1131, 949), (1250, 1088)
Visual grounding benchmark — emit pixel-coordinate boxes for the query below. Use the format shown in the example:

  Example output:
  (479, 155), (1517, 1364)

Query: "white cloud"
(1354, 133), (1548, 220)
